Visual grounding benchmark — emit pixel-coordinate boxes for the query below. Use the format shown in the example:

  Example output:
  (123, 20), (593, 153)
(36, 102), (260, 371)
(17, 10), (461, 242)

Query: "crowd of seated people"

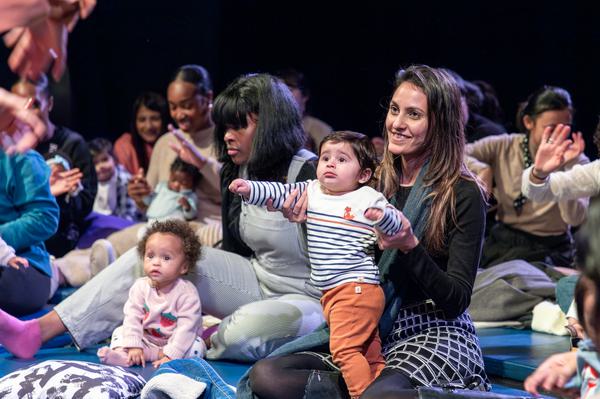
(0, 6), (598, 395)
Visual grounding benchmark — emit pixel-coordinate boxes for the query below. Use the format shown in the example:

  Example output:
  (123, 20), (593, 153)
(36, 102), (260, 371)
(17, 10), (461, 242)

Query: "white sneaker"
(89, 239), (116, 277)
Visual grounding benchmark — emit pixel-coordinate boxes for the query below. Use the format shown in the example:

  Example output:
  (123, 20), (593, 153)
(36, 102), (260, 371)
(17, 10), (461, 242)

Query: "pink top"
(121, 277), (202, 359)
(114, 132), (154, 175)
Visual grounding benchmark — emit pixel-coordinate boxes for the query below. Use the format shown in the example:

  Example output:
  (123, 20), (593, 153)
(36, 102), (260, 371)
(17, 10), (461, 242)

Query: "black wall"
(1, 0), (598, 158)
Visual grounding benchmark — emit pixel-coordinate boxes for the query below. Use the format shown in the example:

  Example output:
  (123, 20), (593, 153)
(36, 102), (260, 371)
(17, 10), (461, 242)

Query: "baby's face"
(168, 170), (194, 192)
(316, 141), (370, 195)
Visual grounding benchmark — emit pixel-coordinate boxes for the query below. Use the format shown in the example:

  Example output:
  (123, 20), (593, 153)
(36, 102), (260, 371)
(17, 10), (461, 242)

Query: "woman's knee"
(249, 358), (281, 396)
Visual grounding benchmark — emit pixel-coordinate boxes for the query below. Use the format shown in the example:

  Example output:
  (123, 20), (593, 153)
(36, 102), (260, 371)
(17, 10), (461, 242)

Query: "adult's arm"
(556, 156), (591, 227)
(393, 180), (486, 319)
(465, 135), (507, 172)
(522, 161), (600, 202)
(0, 151), (59, 250)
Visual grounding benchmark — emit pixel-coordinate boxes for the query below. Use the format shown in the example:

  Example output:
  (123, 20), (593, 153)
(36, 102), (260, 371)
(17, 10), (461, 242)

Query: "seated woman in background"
(114, 91), (169, 176)
(467, 86), (589, 268)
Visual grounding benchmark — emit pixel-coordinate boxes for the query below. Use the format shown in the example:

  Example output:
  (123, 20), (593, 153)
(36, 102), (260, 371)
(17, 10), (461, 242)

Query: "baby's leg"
(97, 346), (130, 366)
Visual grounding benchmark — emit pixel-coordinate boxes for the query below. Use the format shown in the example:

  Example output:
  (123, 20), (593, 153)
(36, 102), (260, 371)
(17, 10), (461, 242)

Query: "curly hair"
(137, 219), (202, 273)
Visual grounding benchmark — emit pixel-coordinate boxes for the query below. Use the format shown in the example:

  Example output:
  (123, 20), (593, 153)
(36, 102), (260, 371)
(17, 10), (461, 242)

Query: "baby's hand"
(152, 355), (171, 368)
(364, 207), (383, 222)
(127, 348), (145, 367)
(178, 197), (191, 211)
(7, 256), (29, 270)
(229, 179), (251, 198)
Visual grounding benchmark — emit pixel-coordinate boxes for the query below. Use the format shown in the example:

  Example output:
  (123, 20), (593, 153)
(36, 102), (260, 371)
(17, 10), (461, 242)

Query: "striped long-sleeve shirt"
(245, 180), (402, 290)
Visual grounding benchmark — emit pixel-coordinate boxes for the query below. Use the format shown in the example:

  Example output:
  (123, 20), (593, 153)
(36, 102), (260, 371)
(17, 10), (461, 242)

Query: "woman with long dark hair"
(114, 91), (169, 175)
(244, 65), (490, 398)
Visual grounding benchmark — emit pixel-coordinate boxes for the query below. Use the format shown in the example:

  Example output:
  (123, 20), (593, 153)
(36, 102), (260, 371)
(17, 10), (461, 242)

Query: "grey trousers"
(55, 246), (323, 361)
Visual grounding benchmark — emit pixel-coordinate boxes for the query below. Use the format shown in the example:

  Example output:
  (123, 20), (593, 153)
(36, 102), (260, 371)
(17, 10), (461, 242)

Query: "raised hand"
(532, 124), (579, 180)
(7, 256), (29, 270)
(168, 126), (207, 170)
(4, 17), (68, 81)
(127, 168), (151, 207)
(49, 167), (83, 197)
(228, 178), (251, 198)
(0, 89), (46, 153)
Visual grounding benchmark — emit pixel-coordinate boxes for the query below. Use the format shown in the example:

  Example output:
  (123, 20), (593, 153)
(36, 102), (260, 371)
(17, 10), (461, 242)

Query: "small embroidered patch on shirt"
(344, 206), (355, 220)
(355, 285), (362, 294)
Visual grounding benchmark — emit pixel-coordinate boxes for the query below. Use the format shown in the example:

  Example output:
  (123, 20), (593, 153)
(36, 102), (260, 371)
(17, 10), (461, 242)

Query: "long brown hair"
(377, 65), (483, 252)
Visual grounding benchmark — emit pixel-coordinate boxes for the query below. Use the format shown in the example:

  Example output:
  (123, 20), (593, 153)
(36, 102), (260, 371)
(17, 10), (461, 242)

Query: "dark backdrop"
(1, 0), (598, 158)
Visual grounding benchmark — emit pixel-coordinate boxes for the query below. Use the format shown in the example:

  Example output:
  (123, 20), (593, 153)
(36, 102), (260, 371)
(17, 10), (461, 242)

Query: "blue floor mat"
(478, 327), (571, 382)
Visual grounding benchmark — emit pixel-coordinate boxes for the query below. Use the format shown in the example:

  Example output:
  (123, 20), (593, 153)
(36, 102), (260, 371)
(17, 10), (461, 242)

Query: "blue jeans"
(150, 358), (235, 399)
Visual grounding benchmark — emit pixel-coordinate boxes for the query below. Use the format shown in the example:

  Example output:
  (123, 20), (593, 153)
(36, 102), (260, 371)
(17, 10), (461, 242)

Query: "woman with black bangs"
(0, 73), (325, 364)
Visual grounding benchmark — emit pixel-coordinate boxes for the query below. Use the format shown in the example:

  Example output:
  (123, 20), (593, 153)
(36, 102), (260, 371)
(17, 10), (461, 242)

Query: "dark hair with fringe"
(212, 73), (305, 182)
(170, 157), (201, 190)
(515, 86), (573, 133)
(89, 137), (114, 159)
(130, 91), (169, 171)
(319, 131), (378, 186)
(377, 65), (485, 253)
(171, 65), (213, 97)
(137, 219), (202, 274)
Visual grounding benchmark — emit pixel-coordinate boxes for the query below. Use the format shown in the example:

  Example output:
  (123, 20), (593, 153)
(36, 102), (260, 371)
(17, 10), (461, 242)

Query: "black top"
(36, 125), (97, 257)
(386, 178), (486, 319)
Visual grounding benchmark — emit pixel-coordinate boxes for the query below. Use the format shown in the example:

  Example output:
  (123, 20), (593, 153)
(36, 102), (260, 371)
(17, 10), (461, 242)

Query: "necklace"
(513, 134), (532, 216)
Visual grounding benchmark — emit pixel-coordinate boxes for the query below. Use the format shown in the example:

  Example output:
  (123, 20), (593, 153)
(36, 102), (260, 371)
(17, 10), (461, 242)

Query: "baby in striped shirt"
(229, 131), (403, 398)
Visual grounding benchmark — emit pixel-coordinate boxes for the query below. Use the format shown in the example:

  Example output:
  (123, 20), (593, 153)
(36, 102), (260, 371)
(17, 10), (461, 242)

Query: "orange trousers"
(321, 282), (386, 398)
